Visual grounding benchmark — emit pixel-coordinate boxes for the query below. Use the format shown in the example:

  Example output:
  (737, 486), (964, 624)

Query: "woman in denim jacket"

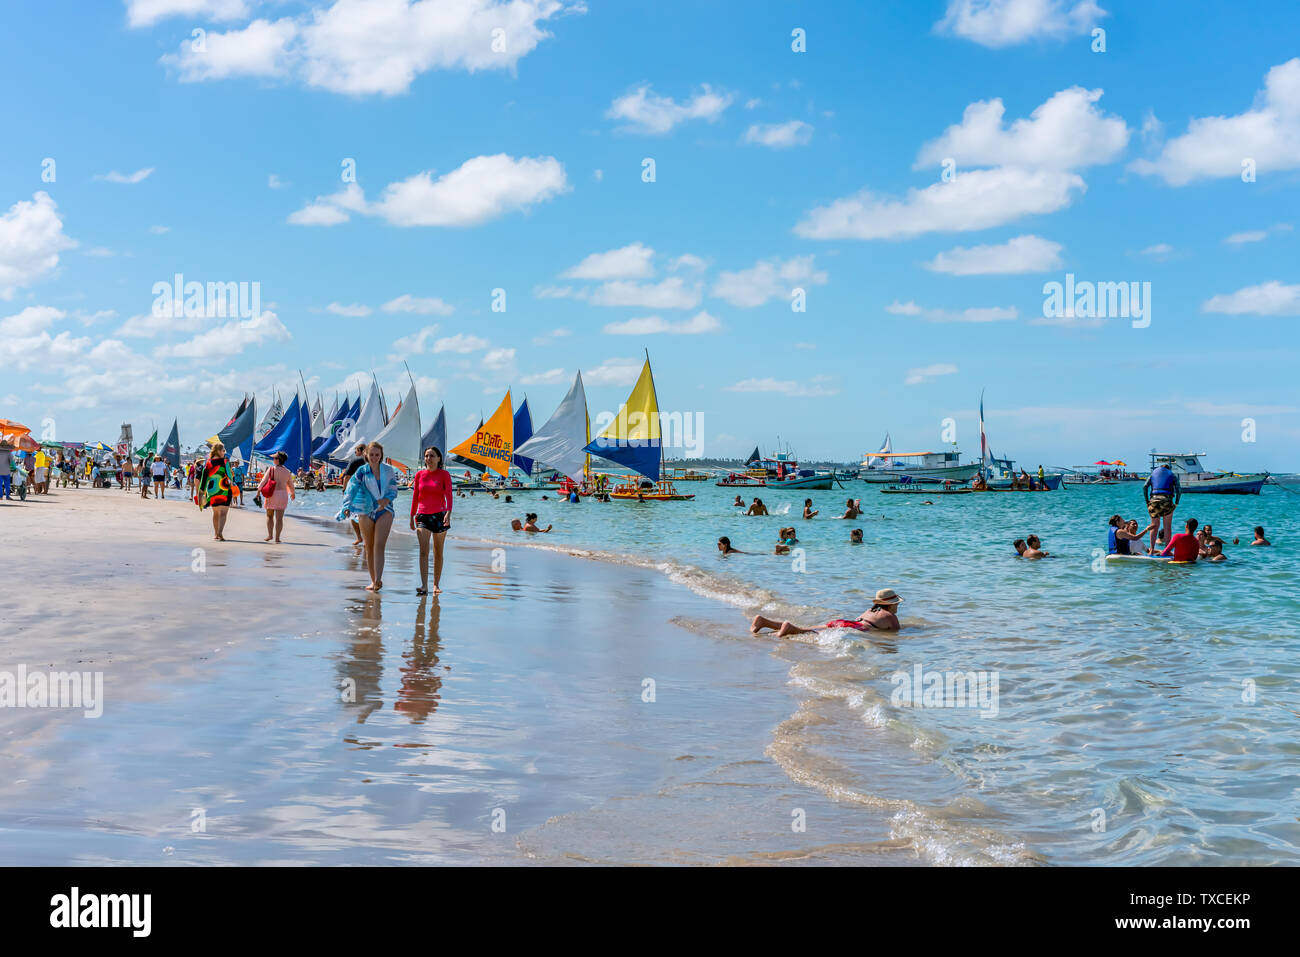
(337, 441), (401, 591)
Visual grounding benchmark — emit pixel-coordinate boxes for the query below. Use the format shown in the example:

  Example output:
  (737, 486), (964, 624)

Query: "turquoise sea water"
(293, 476), (1300, 865)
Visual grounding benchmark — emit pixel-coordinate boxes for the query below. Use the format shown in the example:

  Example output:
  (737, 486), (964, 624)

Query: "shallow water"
(289, 477), (1300, 865)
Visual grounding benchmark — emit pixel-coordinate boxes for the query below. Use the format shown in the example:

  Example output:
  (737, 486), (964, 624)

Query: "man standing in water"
(1143, 461), (1180, 553)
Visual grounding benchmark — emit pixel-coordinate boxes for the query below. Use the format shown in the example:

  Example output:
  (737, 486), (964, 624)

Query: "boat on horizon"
(1150, 451), (1267, 494)
(716, 448), (835, 489)
(861, 433), (981, 485)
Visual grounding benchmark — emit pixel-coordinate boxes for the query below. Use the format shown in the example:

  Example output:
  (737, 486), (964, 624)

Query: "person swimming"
(774, 526), (798, 555)
(850, 528), (863, 544)
(803, 498), (818, 519)
(717, 536), (745, 555)
(523, 512), (551, 533)
(1014, 536), (1048, 559)
(751, 589), (903, 637)
(840, 498), (861, 520)
(732, 495), (745, 507)
(1250, 525), (1271, 546)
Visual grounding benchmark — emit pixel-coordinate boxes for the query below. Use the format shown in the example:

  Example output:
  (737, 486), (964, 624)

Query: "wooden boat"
(1149, 452), (1266, 494)
(881, 485), (972, 495)
(610, 478), (695, 501)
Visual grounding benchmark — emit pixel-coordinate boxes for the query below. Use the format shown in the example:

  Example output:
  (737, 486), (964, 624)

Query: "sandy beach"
(0, 486), (937, 865)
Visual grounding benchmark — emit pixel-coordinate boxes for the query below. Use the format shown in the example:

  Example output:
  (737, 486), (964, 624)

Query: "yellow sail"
(450, 390), (514, 476)
(584, 357), (661, 481)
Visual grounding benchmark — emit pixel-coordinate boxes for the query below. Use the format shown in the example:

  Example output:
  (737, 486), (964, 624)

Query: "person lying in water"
(751, 589), (903, 637)
(717, 536), (745, 555)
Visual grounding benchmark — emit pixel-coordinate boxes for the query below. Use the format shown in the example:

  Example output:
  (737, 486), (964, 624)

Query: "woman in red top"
(409, 446), (453, 595)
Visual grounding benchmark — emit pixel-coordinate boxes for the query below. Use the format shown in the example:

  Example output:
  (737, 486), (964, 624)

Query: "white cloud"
(126, 0), (249, 28)
(936, 0), (1106, 48)
(268, 173), (285, 189)
(116, 311), (204, 338)
(0, 305), (64, 337)
(584, 357), (643, 386)
(390, 325), (441, 355)
(1202, 281), (1300, 317)
(602, 311), (720, 335)
(289, 155), (568, 227)
(161, 0), (576, 95)
(1138, 243), (1174, 259)
(94, 167), (155, 184)
(924, 234), (1062, 274)
(531, 327), (571, 345)
(588, 277), (701, 309)
(668, 253), (707, 272)
(520, 367), (569, 385)
(154, 310), (290, 359)
(433, 333), (489, 353)
(796, 166), (1084, 240)
(483, 347), (516, 369)
(327, 302), (371, 317)
(711, 255), (828, 307)
(533, 285), (577, 299)
(725, 376), (838, 398)
(916, 87), (1127, 171)
(887, 300), (1018, 322)
(1224, 223), (1292, 245)
(0, 192), (78, 299)
(149, 225), (170, 234)
(1131, 59), (1300, 185)
(561, 241), (655, 280)
(743, 120), (813, 148)
(382, 294), (454, 315)
(905, 363), (959, 385)
(606, 84), (733, 134)
(85, 247), (115, 258)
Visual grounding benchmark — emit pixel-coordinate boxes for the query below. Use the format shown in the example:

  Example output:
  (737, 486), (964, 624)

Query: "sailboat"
(450, 390), (515, 478)
(514, 372), (591, 492)
(585, 354), (694, 501)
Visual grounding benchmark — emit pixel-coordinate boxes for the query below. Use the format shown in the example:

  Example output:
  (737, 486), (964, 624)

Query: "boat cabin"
(1150, 452), (1214, 480)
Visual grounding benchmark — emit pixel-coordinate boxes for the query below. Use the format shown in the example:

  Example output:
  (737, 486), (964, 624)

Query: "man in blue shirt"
(1143, 463), (1181, 554)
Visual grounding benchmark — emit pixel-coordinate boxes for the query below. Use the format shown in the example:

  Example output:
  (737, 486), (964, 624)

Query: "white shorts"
(34, 468), (48, 482)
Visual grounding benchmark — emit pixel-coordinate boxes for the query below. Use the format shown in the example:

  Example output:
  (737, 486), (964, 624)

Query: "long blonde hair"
(209, 441), (226, 460)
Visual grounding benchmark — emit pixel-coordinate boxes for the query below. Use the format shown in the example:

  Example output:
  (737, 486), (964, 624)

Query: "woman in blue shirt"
(337, 441), (400, 591)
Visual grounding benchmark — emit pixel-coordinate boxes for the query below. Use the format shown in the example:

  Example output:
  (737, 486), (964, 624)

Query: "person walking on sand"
(337, 441), (400, 592)
(151, 454), (168, 499)
(261, 450), (295, 543)
(751, 589), (904, 637)
(196, 441), (237, 541)
(409, 445), (453, 595)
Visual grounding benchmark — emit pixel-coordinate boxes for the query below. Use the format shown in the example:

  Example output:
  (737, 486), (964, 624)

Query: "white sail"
(369, 383), (422, 470)
(310, 395), (326, 439)
(340, 379), (387, 449)
(514, 371), (589, 482)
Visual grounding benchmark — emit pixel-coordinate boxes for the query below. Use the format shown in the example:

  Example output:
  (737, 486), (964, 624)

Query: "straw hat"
(874, 588), (903, 606)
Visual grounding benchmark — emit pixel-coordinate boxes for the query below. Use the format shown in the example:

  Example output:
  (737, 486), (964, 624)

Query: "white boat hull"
(862, 463), (982, 484)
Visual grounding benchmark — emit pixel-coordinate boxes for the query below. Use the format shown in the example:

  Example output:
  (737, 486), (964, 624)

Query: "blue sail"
(421, 403), (446, 459)
(512, 398), (534, 475)
(255, 394), (305, 471)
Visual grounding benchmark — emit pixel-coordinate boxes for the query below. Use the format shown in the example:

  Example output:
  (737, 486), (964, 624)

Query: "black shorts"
(415, 512), (448, 533)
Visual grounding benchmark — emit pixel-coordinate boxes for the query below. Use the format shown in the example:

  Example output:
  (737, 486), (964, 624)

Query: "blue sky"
(2, 0), (1298, 470)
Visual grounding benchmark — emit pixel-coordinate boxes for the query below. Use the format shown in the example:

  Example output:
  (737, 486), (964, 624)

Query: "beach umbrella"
(1094, 460), (1111, 465)
(1112, 459), (1127, 466)
(0, 419), (38, 452)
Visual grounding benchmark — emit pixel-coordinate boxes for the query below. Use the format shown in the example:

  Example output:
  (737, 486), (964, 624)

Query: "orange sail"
(449, 390), (514, 476)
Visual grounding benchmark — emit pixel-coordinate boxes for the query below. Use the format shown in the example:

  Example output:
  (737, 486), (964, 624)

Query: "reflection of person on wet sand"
(395, 597), (444, 723)
(339, 595), (385, 726)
